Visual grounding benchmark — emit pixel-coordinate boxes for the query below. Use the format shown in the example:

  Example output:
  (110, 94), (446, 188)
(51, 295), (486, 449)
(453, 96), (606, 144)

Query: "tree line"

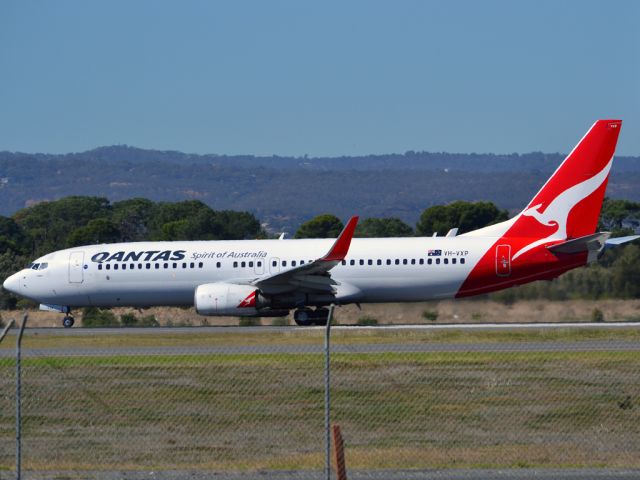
(0, 196), (638, 309)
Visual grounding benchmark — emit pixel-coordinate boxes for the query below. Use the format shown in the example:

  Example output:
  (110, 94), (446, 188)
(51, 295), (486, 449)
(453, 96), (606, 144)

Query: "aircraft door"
(495, 244), (511, 277)
(69, 251), (85, 283)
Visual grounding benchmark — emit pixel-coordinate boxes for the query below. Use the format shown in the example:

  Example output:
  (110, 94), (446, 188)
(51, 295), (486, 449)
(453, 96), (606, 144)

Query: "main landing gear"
(293, 308), (330, 326)
(62, 315), (75, 328)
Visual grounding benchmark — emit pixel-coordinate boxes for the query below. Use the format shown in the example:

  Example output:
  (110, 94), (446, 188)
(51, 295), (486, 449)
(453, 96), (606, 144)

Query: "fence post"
(0, 318), (15, 344)
(324, 304), (335, 480)
(15, 313), (28, 480)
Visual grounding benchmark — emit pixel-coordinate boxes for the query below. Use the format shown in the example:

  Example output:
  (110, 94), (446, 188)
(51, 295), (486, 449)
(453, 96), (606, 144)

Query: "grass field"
(0, 328), (639, 471)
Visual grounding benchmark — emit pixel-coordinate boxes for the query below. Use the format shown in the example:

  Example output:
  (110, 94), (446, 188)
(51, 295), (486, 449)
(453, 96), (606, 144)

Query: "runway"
(3, 321), (640, 336)
(0, 322), (639, 358)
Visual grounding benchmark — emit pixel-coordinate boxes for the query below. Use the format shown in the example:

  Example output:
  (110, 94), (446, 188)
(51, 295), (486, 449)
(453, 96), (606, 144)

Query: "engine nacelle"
(194, 283), (260, 316)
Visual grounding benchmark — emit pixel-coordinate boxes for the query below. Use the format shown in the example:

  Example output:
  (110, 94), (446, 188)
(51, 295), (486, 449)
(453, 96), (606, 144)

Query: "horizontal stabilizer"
(547, 232), (610, 255)
(605, 235), (640, 247)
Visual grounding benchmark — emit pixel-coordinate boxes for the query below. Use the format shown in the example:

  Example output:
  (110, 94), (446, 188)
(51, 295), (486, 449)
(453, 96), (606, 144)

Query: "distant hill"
(1, 146), (639, 233)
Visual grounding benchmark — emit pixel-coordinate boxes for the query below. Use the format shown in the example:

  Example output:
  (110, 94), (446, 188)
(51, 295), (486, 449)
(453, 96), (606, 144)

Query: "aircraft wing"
(252, 216), (359, 295)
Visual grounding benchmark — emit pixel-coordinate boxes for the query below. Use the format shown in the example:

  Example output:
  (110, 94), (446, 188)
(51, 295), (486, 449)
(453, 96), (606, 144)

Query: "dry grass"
(0, 340), (638, 471)
(3, 298), (640, 328)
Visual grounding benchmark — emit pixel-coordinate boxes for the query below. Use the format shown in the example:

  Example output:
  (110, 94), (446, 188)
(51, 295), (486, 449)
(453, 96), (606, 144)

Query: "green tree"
(66, 218), (122, 247)
(295, 214), (344, 239)
(356, 217), (413, 237)
(112, 198), (157, 241)
(416, 201), (508, 236)
(13, 196), (111, 256)
(599, 198), (640, 236)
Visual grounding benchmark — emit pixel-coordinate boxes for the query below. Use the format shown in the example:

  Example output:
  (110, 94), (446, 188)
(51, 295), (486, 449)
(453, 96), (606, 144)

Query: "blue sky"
(1, 0), (638, 156)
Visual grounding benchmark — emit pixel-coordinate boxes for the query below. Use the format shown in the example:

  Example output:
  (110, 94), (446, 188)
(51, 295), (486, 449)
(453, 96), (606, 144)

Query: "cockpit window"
(31, 263), (40, 270)
(39, 263), (48, 270)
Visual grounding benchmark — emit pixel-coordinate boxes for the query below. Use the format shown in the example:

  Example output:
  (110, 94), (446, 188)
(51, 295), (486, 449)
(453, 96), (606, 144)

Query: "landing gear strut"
(294, 308), (330, 326)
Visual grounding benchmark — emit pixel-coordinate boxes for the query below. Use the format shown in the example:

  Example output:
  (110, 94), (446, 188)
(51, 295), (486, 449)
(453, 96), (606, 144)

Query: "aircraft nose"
(3, 272), (21, 294)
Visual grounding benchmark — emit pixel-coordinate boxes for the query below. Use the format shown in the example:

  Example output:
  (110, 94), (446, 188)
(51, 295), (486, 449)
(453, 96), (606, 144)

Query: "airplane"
(3, 119), (638, 327)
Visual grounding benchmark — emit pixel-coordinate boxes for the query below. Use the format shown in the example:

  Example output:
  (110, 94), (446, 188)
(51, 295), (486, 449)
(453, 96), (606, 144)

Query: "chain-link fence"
(1, 322), (640, 478)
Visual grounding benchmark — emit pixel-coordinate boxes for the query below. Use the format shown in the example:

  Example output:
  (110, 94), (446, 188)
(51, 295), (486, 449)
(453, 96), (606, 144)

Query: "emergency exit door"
(69, 251), (85, 283)
(495, 244), (511, 277)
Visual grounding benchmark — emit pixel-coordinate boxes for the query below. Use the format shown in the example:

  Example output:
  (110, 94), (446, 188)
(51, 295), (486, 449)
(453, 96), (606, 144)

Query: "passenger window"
(122, 264), (127, 270)
(300, 260), (305, 265)
(155, 264), (160, 269)
(282, 261), (287, 267)
(350, 260), (355, 266)
(444, 258), (449, 264)
(403, 259), (408, 265)
(233, 262), (238, 268)
(411, 259), (416, 265)
(359, 260), (364, 266)
(257, 261), (262, 267)
(377, 259), (382, 265)
(461, 258), (466, 264)
(216, 262), (221, 268)
(199, 262), (203, 268)
(138, 264), (143, 269)
(114, 264), (119, 270)
(249, 261), (254, 267)
(341, 260), (346, 265)
(173, 262), (177, 268)
(182, 262), (187, 269)
(291, 260), (296, 267)
(452, 258), (457, 264)
(190, 262), (195, 268)
(146, 263), (151, 269)
(164, 263), (169, 269)
(428, 259), (433, 265)
(386, 259), (391, 265)
(98, 264), (103, 270)
(395, 259), (400, 265)
(241, 261), (246, 268)
(419, 259), (424, 265)
(436, 258), (440, 265)
(106, 264), (111, 270)
(368, 259), (373, 265)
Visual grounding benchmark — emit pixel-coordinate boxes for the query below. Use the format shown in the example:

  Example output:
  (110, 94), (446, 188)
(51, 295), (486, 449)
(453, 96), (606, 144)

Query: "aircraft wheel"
(294, 309), (313, 326)
(313, 308), (330, 326)
(62, 316), (75, 328)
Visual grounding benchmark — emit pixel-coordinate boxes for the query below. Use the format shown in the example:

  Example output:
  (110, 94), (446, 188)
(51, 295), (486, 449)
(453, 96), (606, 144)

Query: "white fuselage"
(9, 236), (494, 308)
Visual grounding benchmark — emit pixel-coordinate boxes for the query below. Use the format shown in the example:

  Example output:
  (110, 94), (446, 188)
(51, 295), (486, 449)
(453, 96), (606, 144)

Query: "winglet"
(322, 216), (359, 262)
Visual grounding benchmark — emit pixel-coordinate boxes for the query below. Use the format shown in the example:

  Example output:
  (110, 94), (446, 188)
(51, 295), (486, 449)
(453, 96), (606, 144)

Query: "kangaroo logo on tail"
(512, 156), (613, 261)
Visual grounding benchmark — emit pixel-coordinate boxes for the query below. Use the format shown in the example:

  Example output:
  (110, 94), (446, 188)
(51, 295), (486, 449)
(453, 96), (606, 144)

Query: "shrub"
(82, 307), (119, 327)
(16, 298), (38, 310)
(422, 310), (439, 322)
(357, 316), (379, 326)
(139, 314), (159, 327)
(120, 313), (138, 326)
(591, 308), (605, 323)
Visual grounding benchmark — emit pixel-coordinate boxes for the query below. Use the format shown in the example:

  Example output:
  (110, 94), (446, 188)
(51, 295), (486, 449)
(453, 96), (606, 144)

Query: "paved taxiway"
(1, 323), (639, 358)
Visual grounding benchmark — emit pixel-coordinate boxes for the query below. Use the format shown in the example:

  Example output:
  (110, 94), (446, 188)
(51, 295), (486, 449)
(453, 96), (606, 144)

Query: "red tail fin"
(504, 120), (621, 260)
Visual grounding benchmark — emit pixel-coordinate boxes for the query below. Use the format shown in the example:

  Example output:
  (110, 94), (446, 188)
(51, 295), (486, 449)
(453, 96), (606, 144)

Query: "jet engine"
(194, 283), (262, 316)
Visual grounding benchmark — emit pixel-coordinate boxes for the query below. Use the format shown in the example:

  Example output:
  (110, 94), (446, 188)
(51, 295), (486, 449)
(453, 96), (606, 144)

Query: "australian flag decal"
(427, 249), (442, 257)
